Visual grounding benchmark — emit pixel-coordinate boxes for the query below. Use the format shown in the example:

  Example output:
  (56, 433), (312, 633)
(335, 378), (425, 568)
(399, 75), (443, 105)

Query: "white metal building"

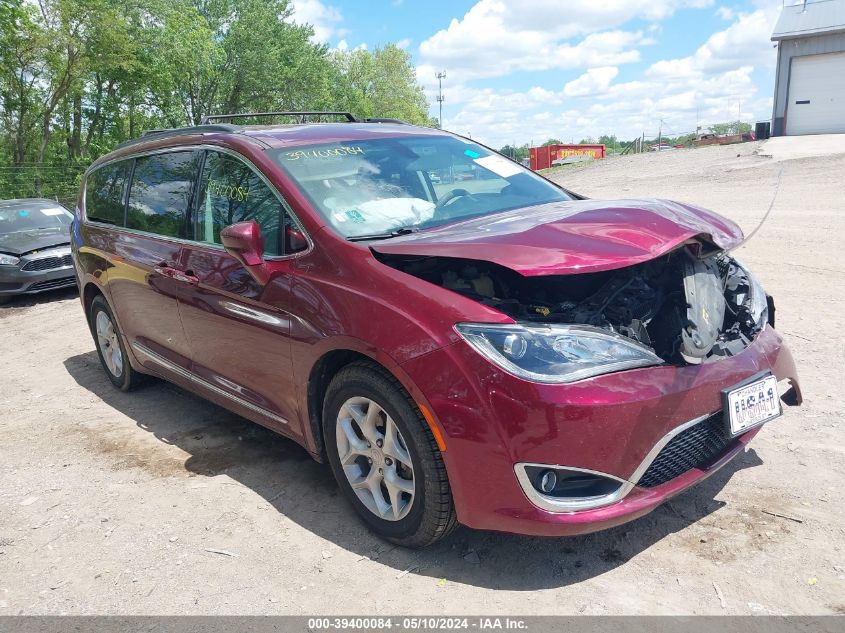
(771, 0), (845, 136)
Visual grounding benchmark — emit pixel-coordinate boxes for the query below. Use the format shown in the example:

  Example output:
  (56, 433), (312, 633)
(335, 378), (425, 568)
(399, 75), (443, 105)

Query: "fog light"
(518, 464), (630, 512)
(539, 469), (557, 493)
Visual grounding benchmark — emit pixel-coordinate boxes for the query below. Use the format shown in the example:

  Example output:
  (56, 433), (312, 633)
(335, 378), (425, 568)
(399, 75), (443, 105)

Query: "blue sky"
(291, 0), (784, 147)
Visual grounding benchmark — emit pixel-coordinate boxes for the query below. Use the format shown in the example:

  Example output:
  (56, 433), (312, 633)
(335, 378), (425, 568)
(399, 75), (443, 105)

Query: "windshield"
(270, 135), (571, 239)
(0, 203), (72, 234)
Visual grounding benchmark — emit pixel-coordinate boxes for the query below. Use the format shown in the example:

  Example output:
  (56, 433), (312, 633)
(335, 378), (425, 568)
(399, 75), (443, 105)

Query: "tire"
(88, 295), (148, 391)
(323, 361), (457, 548)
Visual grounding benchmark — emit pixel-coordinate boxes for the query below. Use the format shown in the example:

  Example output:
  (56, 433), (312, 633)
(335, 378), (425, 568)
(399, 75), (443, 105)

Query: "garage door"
(787, 51), (845, 135)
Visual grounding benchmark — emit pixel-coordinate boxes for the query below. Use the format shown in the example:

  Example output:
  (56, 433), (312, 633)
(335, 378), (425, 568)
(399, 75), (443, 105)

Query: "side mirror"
(285, 225), (308, 253)
(220, 221), (270, 285)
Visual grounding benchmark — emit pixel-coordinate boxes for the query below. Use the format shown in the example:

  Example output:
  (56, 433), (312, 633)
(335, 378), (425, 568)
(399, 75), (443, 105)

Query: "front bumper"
(0, 247), (77, 296)
(401, 325), (801, 536)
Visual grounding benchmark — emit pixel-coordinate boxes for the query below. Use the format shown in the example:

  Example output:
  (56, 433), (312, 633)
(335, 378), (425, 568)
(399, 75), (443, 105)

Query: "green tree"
(0, 5), (42, 166)
(598, 134), (621, 150)
(0, 0), (23, 38)
(331, 44), (432, 125)
(71, 0), (151, 155)
(708, 121), (752, 135)
(498, 143), (529, 162)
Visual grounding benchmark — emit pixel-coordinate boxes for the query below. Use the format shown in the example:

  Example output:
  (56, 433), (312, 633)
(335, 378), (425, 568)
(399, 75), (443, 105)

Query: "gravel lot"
(1, 140), (843, 615)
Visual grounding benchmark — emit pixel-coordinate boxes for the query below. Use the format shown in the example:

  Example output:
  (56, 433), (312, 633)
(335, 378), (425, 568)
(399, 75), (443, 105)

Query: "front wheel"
(323, 361), (457, 548)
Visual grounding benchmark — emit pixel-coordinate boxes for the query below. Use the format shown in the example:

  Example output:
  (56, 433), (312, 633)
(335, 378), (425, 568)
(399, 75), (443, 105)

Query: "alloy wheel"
(335, 396), (415, 521)
(95, 310), (123, 378)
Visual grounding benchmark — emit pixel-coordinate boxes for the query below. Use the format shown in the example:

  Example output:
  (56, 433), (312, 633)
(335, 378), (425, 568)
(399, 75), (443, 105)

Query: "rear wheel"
(89, 295), (147, 391)
(323, 361), (457, 548)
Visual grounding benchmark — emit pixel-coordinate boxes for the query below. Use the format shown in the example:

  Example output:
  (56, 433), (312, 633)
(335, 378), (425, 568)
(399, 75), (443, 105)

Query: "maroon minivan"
(71, 113), (801, 547)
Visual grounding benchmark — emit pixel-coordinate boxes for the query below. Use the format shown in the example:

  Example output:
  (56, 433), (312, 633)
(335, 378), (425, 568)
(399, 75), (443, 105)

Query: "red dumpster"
(529, 144), (606, 171)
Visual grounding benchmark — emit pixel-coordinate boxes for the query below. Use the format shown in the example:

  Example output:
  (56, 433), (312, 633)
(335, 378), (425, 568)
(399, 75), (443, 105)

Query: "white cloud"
(395, 38), (412, 50)
(564, 67), (620, 97)
(647, 8), (778, 79)
(332, 39), (368, 53)
(436, 7), (779, 148)
(444, 70), (767, 148)
(418, 0), (713, 83)
(716, 6), (735, 20)
(290, 0), (346, 42)
(425, 0), (715, 44)
(417, 30), (647, 89)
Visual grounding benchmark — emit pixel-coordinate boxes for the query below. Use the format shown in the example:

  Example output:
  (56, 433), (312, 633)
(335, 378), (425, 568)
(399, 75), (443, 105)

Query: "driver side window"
(196, 151), (283, 256)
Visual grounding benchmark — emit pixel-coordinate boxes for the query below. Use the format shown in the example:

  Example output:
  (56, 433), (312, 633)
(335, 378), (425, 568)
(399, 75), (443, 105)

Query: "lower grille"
(21, 255), (73, 271)
(637, 412), (737, 488)
(27, 276), (76, 292)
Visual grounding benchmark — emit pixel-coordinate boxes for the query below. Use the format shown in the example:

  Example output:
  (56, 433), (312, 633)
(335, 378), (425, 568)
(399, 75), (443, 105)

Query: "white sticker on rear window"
(40, 207), (68, 216)
(474, 155), (522, 178)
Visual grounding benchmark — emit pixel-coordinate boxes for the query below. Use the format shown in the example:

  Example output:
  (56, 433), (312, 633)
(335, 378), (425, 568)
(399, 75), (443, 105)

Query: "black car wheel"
(323, 361), (457, 548)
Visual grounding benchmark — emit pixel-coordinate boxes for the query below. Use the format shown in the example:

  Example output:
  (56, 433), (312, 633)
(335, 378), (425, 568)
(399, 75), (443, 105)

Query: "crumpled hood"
(0, 228), (70, 256)
(371, 198), (744, 275)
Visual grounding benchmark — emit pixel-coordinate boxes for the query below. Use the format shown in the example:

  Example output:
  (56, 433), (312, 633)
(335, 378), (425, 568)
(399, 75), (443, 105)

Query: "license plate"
(723, 373), (781, 436)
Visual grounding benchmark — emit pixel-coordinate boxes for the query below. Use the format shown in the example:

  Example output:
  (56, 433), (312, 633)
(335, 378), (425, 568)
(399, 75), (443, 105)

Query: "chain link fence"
(0, 164), (82, 209)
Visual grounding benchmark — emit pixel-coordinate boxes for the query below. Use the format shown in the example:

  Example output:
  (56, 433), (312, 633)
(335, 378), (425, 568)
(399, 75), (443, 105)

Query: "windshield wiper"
(347, 226), (419, 242)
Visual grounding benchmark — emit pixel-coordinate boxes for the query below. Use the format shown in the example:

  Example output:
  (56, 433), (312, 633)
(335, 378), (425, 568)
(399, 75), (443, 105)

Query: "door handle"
(154, 264), (199, 286)
(171, 269), (199, 285)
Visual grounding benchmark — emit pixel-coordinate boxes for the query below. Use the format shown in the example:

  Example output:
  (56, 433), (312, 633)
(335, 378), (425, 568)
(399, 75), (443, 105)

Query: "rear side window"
(86, 161), (129, 225)
(195, 151), (283, 255)
(127, 151), (199, 238)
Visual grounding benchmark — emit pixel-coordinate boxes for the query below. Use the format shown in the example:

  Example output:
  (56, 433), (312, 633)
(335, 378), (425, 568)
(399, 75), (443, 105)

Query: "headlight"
(736, 261), (768, 329)
(0, 253), (20, 266)
(455, 323), (664, 384)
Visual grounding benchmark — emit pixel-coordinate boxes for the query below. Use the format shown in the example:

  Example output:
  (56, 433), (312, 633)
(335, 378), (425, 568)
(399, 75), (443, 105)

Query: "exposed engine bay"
(378, 244), (772, 366)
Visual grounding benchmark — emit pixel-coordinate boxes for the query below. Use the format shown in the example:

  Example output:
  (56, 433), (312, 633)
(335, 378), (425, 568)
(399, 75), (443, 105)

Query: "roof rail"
(111, 124), (243, 150)
(110, 113), (410, 153)
(202, 111), (357, 124)
(140, 124), (241, 137)
(362, 117), (409, 125)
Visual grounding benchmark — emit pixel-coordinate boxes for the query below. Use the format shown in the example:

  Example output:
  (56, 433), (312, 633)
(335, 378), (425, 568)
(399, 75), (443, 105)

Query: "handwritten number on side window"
(285, 146), (365, 161)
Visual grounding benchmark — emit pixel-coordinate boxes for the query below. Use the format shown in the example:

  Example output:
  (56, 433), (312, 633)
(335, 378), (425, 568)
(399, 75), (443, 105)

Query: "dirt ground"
(1, 141), (843, 615)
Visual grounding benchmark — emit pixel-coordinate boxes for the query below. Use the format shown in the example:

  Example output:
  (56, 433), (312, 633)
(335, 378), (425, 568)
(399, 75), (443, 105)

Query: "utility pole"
(436, 71), (446, 129)
(658, 119), (663, 150)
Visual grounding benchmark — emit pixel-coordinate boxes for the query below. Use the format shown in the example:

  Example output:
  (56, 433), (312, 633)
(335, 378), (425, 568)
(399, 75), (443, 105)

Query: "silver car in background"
(0, 198), (76, 303)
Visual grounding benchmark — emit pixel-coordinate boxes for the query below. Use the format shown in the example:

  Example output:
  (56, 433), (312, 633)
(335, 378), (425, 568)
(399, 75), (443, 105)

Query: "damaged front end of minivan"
(377, 241), (773, 383)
